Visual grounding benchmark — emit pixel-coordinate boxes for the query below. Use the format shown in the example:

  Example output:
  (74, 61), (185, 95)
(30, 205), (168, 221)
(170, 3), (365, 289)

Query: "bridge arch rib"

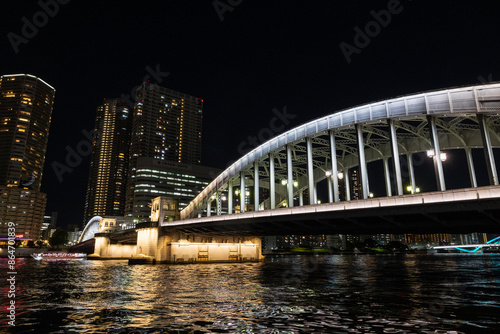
(180, 83), (500, 220)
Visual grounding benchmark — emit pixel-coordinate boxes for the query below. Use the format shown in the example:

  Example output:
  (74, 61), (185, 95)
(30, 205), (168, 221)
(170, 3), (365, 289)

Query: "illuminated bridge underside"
(170, 187), (500, 236)
(179, 83), (500, 233)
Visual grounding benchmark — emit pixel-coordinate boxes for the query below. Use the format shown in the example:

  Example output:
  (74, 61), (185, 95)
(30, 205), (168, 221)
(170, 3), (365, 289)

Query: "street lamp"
(293, 180), (298, 187)
(369, 192), (374, 198)
(281, 179), (287, 185)
(338, 171), (344, 180)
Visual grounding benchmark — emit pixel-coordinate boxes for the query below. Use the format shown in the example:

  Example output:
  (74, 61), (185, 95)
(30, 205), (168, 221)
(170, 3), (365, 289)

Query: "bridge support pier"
(130, 225), (264, 264)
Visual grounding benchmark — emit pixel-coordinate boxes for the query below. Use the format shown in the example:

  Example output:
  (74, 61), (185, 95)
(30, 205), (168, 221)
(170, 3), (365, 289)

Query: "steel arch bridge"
(179, 83), (500, 226)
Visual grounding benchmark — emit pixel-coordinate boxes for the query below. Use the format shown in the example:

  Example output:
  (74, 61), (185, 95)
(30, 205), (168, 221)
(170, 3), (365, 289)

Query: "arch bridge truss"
(180, 83), (500, 221)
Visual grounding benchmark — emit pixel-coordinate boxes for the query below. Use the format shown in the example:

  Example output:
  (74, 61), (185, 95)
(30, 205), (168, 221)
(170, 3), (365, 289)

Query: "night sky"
(2, 1), (500, 227)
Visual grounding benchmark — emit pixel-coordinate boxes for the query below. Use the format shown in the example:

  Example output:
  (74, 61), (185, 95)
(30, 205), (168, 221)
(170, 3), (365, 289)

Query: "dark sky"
(2, 1), (500, 227)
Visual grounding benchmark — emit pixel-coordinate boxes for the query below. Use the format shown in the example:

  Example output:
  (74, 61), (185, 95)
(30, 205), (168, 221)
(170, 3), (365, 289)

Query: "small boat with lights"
(31, 252), (87, 261)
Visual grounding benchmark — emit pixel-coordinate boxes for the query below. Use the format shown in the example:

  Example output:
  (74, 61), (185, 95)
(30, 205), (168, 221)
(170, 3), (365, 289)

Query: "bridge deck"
(164, 186), (500, 236)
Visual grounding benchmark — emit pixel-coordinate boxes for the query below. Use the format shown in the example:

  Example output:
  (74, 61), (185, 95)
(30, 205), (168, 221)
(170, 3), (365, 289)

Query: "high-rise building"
(0, 74), (55, 190)
(126, 83), (204, 219)
(84, 98), (131, 222)
(0, 74), (55, 240)
(128, 157), (219, 220)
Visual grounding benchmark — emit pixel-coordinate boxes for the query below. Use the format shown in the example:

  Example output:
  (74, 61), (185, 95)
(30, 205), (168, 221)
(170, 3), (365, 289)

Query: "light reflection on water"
(2, 254), (500, 333)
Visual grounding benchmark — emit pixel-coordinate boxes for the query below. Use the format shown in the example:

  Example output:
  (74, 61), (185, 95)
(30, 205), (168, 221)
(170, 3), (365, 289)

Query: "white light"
(317, 200), (321, 204)
(293, 181), (298, 187)
(415, 187), (421, 193)
(221, 196), (227, 201)
(440, 153), (447, 161)
(245, 191), (250, 196)
(338, 172), (344, 180)
(325, 170), (332, 177)
(369, 193), (374, 198)
(427, 149), (435, 158)
(281, 179), (287, 185)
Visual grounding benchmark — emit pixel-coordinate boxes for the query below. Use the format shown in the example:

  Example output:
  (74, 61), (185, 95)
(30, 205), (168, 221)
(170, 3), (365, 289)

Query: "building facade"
(84, 98), (131, 222)
(125, 83), (205, 219)
(128, 157), (220, 221)
(0, 74), (55, 240)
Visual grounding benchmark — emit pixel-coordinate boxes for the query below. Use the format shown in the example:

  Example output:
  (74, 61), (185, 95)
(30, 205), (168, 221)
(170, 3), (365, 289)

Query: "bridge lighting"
(369, 192), (374, 198)
(338, 172), (344, 180)
(210, 195), (215, 200)
(235, 189), (239, 195)
(415, 187), (421, 193)
(221, 195), (227, 201)
(245, 191), (250, 196)
(426, 149), (435, 158)
(325, 170), (332, 177)
(440, 152), (447, 161)
(427, 149), (447, 161)
(317, 200), (321, 204)
(406, 185), (412, 192)
(293, 181), (298, 187)
(281, 179), (287, 185)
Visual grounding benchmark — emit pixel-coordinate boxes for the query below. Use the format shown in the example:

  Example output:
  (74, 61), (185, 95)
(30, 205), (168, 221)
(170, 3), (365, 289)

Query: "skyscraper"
(84, 99), (131, 222)
(0, 74), (55, 240)
(126, 83), (205, 220)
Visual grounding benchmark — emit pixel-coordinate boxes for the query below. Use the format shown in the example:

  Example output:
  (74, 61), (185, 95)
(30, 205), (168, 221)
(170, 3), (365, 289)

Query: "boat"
(31, 252), (87, 260)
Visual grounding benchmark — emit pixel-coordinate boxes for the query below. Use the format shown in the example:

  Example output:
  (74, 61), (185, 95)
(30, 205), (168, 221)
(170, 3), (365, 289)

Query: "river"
(2, 254), (500, 333)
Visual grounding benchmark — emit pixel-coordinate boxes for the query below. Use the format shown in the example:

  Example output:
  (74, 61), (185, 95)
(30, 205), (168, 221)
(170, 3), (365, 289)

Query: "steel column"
(207, 200), (211, 217)
(465, 147), (477, 188)
(407, 153), (416, 194)
(286, 145), (294, 207)
(330, 130), (340, 202)
(306, 137), (315, 205)
(478, 114), (499, 185)
(327, 177), (333, 203)
(383, 157), (392, 197)
(427, 115), (446, 191)
(388, 119), (403, 196)
(299, 189), (304, 206)
(240, 171), (246, 213)
(228, 180), (233, 214)
(270, 152), (276, 209)
(216, 192), (222, 216)
(254, 161), (260, 211)
(345, 169), (351, 201)
(356, 124), (369, 199)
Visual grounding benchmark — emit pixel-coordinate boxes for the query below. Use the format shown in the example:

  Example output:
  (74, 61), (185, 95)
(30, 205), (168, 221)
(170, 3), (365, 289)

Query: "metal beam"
(427, 116), (446, 191)
(287, 145), (294, 207)
(306, 137), (315, 205)
(478, 114), (499, 185)
(356, 124), (369, 199)
(388, 119), (403, 195)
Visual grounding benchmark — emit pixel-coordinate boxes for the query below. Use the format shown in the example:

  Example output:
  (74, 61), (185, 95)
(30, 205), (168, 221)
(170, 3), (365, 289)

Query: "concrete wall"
(94, 237), (136, 258)
(96, 228), (264, 264)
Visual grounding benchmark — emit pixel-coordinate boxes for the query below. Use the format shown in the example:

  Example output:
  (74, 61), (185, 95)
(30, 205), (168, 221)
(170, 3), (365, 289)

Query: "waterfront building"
(0, 74), (55, 240)
(84, 98), (131, 222)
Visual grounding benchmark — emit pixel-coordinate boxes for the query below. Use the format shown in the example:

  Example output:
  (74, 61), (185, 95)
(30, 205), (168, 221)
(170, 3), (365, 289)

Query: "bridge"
(433, 235), (500, 253)
(176, 82), (500, 227)
(79, 83), (500, 263)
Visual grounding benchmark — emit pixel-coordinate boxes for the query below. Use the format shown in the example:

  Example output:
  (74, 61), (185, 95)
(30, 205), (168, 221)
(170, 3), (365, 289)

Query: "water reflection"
(2, 254), (499, 333)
